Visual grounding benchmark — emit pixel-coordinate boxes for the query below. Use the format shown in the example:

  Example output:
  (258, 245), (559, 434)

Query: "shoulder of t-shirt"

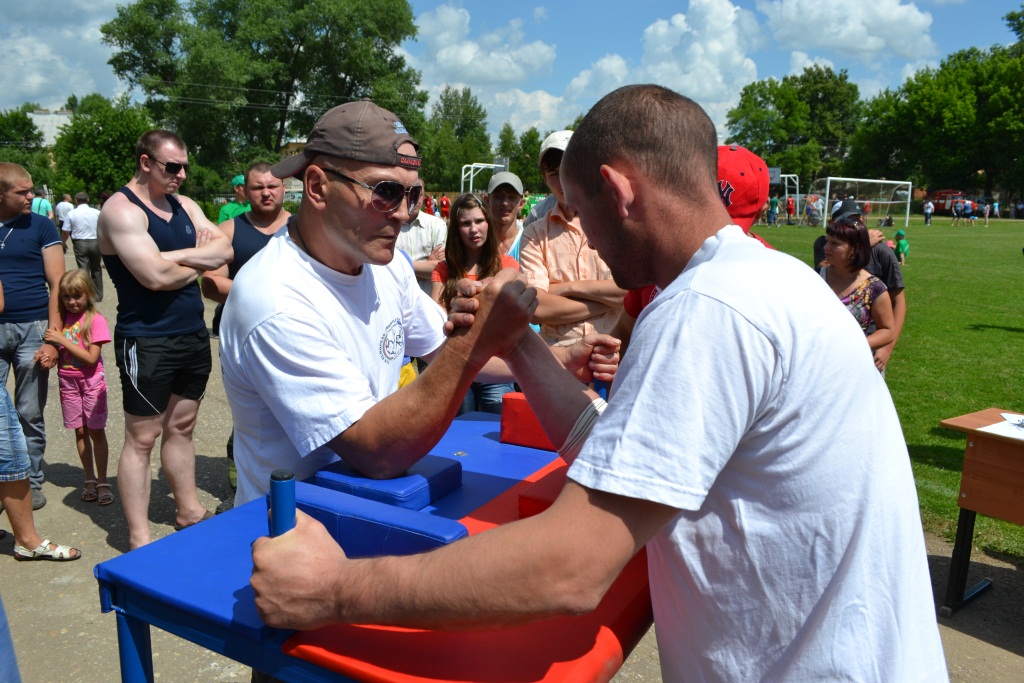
(500, 254), (520, 271)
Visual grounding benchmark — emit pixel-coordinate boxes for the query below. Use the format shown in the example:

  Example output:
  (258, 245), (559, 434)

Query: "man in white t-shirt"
(62, 192), (103, 300)
(251, 86), (947, 682)
(54, 194), (73, 230)
(222, 101), (618, 506)
(396, 184), (447, 296)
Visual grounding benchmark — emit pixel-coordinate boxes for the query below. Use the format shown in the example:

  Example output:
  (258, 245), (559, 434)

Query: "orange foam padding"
(458, 458), (565, 536)
(282, 549), (652, 683)
(500, 393), (557, 452)
(519, 466), (569, 519)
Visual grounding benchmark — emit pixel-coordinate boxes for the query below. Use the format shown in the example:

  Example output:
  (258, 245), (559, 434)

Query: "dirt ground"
(1, 253), (1022, 681)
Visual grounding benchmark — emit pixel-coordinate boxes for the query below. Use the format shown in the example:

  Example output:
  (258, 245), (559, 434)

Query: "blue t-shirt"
(0, 212), (61, 323)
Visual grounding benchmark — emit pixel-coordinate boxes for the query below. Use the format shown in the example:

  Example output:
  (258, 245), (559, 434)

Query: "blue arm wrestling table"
(95, 413), (653, 683)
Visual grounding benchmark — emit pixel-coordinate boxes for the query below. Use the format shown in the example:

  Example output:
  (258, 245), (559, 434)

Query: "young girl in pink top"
(44, 270), (113, 505)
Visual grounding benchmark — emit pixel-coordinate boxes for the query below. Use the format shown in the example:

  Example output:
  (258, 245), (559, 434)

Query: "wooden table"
(939, 408), (1024, 616)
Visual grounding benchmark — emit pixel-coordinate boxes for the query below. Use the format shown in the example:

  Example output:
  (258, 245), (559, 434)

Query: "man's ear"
(599, 164), (634, 218)
(303, 166), (330, 210)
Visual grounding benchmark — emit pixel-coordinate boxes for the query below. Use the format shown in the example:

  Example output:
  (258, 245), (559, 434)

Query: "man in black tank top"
(97, 129), (233, 550)
(203, 161), (291, 333)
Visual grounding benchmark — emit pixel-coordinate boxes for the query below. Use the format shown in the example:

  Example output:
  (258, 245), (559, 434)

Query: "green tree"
(418, 85), (490, 191)
(101, 0), (427, 173)
(0, 108), (51, 186)
(516, 127), (544, 193)
(726, 66), (861, 183)
(52, 95), (153, 199)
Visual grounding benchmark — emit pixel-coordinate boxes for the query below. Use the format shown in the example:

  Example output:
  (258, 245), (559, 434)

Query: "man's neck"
(248, 208), (289, 232)
(0, 209), (21, 224)
(126, 176), (171, 209)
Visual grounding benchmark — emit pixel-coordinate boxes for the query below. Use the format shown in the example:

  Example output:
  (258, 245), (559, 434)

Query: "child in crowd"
(431, 194), (518, 414)
(44, 270), (113, 505)
(893, 229), (909, 265)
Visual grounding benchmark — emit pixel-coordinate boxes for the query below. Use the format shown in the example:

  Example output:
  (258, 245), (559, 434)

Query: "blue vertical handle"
(594, 379), (608, 400)
(268, 469), (296, 537)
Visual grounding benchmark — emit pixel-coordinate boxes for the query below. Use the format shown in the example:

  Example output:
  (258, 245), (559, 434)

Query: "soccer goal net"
(806, 176), (913, 228)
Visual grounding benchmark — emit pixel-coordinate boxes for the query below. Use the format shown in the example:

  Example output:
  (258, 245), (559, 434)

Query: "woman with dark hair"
(431, 194), (519, 413)
(821, 216), (895, 354)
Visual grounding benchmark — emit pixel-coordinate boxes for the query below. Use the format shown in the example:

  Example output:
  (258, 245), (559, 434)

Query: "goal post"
(806, 176), (913, 228)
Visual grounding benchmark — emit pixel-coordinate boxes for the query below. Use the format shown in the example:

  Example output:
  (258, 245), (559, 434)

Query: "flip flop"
(173, 509), (214, 532)
(82, 480), (98, 502)
(96, 483), (114, 506)
(14, 539), (82, 562)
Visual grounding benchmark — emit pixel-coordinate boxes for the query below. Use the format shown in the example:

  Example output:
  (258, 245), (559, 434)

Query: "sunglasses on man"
(320, 167), (422, 213)
(150, 158), (190, 175)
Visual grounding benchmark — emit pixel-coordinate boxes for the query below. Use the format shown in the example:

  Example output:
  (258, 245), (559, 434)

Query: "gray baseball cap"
(486, 171), (524, 195)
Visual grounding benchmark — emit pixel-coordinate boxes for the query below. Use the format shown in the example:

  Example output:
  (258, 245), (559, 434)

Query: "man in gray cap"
(485, 171), (527, 261)
(220, 100), (618, 507)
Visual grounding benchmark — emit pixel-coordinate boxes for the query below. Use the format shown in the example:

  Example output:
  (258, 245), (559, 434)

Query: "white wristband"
(558, 398), (607, 462)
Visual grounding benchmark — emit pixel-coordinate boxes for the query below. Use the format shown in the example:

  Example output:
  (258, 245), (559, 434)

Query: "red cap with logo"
(716, 144), (769, 233)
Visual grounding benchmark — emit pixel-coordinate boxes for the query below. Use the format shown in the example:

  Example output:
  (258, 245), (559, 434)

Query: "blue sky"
(1, 0), (1018, 142)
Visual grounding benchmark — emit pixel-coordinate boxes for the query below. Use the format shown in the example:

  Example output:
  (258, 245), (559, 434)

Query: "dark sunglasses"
(320, 167), (422, 213)
(150, 158), (190, 175)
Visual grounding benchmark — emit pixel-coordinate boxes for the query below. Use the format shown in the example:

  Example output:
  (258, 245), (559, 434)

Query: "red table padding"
(500, 393), (556, 452)
(518, 466), (569, 519)
(281, 549), (651, 683)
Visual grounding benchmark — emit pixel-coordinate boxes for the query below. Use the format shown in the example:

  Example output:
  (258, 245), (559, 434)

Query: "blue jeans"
(0, 387), (30, 482)
(458, 382), (514, 416)
(0, 320), (49, 490)
(0, 594), (21, 683)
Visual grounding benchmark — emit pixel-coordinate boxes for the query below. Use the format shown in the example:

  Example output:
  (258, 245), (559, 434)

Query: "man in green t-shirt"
(768, 193), (779, 226)
(217, 174), (250, 223)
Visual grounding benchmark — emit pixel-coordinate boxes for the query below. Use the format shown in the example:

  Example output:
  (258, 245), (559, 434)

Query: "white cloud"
(565, 54), (630, 101)
(0, 1), (127, 111)
(757, 0), (936, 64)
(630, 0), (762, 135)
(533, 7), (548, 21)
(789, 51), (835, 75)
(415, 5), (556, 88)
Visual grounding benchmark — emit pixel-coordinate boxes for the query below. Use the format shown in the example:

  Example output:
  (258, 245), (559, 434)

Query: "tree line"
(3, 0), (1023, 200)
(727, 7), (1024, 199)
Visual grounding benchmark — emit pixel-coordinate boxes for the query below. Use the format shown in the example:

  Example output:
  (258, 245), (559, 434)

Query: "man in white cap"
(484, 171), (526, 261)
(520, 131), (624, 347)
(220, 101), (619, 507)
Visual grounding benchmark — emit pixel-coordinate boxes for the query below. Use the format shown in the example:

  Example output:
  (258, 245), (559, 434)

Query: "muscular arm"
(163, 195), (233, 271)
(200, 218), (236, 303)
(548, 280), (625, 308)
(99, 195), (227, 291)
(33, 245), (65, 369)
(252, 481), (678, 631)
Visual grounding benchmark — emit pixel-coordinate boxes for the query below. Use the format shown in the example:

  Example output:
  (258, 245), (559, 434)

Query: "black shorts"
(114, 329), (212, 417)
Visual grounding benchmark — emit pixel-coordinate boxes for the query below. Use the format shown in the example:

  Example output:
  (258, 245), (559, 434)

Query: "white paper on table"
(977, 413), (1024, 441)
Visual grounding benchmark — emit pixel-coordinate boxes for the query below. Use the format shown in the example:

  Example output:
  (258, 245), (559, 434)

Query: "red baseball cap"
(717, 144), (769, 233)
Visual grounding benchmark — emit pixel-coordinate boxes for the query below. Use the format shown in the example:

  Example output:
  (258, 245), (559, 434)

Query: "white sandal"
(14, 539), (81, 562)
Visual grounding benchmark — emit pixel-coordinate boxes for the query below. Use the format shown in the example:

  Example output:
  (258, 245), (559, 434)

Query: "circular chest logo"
(379, 318), (405, 362)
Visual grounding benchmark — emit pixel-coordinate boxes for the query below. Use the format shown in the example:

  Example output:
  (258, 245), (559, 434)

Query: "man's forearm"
(532, 289), (610, 325)
(506, 332), (598, 448)
(162, 237), (233, 271)
(548, 281), (625, 308)
(327, 339), (487, 479)
(413, 259), (440, 281)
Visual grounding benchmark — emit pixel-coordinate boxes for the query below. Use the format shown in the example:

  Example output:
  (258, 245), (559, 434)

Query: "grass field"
(761, 215), (1024, 558)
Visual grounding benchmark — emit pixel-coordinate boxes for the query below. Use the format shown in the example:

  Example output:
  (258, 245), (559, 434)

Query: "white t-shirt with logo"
(569, 226), (947, 681)
(221, 229), (447, 505)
